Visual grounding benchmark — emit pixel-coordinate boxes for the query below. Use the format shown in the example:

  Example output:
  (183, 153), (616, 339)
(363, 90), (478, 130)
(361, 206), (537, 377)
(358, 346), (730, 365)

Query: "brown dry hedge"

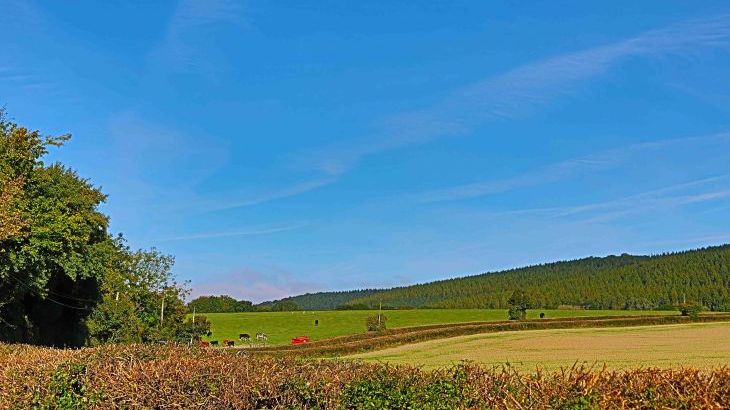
(1, 343), (729, 409)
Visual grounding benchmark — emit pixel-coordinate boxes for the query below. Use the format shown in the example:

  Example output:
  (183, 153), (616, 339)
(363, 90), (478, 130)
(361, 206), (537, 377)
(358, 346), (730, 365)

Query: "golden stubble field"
(349, 321), (730, 370)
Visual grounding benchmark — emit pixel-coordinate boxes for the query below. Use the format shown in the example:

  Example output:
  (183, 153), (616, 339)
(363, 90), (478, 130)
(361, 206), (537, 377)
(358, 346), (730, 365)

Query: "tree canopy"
(187, 295), (253, 313)
(0, 110), (189, 346)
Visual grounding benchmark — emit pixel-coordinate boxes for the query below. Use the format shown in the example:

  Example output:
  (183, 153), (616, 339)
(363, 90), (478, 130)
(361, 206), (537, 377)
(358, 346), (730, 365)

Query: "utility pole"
(189, 306), (196, 346)
(160, 296), (165, 326)
(378, 300), (382, 326)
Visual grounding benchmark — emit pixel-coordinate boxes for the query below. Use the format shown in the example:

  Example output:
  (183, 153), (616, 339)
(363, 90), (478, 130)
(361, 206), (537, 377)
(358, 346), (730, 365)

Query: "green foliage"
(508, 290), (529, 320)
(347, 247), (730, 311)
(0, 110), (104, 346)
(679, 302), (703, 320)
(366, 313), (387, 332)
(44, 362), (97, 410)
(341, 367), (470, 409)
(0, 110), (190, 347)
(187, 295), (252, 313)
(270, 300), (301, 312)
(87, 240), (189, 344)
(86, 296), (143, 345)
(178, 315), (212, 343)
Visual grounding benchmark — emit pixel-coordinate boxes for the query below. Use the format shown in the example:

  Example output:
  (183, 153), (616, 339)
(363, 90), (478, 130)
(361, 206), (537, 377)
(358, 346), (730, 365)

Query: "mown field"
(349, 321), (730, 370)
(203, 309), (674, 345)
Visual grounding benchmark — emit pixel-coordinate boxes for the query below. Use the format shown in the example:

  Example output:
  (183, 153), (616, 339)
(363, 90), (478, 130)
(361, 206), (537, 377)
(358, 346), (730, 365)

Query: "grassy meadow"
(349, 321), (730, 370)
(202, 309), (675, 346)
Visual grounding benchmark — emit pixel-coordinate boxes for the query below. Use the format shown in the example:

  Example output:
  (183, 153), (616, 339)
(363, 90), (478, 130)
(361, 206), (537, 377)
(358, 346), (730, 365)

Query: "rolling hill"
(261, 245), (730, 311)
(257, 289), (381, 310)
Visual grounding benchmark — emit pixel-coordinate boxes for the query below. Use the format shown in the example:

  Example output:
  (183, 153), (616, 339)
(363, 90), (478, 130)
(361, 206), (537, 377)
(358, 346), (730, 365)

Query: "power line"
(5, 271), (100, 302)
(4, 274), (94, 311)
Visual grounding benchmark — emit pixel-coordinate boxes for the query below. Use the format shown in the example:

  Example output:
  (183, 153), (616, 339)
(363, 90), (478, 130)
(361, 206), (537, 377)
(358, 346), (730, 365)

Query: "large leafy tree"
(87, 241), (189, 344)
(0, 110), (190, 346)
(0, 110), (107, 346)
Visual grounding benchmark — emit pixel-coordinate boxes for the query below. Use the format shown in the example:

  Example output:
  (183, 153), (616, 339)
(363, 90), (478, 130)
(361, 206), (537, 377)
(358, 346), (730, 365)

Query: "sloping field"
(250, 313), (730, 357)
(203, 309), (673, 345)
(349, 321), (730, 370)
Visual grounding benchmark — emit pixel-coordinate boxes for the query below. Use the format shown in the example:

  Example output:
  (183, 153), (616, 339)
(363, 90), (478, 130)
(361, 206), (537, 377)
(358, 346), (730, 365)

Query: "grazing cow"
(239, 333), (250, 342)
(210, 340), (219, 347)
(199, 341), (210, 348)
(256, 332), (268, 344)
(226, 340), (235, 347)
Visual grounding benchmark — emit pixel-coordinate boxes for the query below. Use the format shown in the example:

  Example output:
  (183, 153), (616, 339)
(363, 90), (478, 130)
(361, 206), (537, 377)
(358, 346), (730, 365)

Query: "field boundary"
(247, 314), (730, 357)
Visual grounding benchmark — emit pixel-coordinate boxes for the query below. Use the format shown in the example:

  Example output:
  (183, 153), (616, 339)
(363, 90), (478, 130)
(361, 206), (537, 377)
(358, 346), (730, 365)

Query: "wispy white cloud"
(212, 178), (338, 211)
(152, 0), (247, 73)
(158, 222), (308, 242)
(302, 15), (730, 177)
(477, 175), (730, 223)
(419, 132), (730, 203)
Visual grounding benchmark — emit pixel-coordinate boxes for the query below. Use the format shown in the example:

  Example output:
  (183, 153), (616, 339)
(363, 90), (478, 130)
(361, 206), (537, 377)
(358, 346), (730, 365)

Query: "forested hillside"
(258, 289), (381, 311)
(345, 247), (730, 310)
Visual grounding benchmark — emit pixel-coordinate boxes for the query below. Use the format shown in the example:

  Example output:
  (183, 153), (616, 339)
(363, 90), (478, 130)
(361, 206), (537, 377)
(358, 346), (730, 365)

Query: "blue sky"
(3, 1), (730, 302)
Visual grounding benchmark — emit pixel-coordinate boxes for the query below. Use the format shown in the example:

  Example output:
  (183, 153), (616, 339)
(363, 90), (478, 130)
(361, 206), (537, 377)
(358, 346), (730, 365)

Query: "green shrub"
(366, 314), (387, 332)
(43, 361), (99, 410)
(341, 368), (469, 409)
(679, 303), (702, 320)
(507, 290), (530, 320)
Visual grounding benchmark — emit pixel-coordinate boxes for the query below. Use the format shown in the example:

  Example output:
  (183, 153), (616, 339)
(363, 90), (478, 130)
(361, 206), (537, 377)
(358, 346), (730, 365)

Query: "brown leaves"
(0, 176), (26, 242)
(0, 343), (729, 409)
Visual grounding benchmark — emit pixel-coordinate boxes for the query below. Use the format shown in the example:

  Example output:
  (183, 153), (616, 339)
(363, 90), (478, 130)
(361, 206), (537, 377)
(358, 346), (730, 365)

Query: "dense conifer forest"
(346, 246), (730, 310)
(257, 289), (382, 311)
(258, 246), (730, 311)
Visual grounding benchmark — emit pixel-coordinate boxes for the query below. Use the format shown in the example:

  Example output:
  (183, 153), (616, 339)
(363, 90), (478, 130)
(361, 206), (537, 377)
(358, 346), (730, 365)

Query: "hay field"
(349, 321), (730, 370)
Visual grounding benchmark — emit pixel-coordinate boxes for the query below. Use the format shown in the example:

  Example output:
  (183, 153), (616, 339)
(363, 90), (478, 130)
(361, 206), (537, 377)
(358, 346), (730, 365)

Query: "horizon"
(225, 242), (730, 303)
(3, 1), (730, 303)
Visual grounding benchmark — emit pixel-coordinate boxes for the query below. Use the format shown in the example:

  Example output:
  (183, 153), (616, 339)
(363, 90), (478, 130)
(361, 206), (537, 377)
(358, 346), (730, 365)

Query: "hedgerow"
(1, 344), (729, 409)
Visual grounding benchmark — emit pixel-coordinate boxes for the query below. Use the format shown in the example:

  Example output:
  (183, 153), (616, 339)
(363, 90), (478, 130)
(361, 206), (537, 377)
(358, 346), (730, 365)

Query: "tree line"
(347, 248), (730, 311)
(0, 111), (206, 347)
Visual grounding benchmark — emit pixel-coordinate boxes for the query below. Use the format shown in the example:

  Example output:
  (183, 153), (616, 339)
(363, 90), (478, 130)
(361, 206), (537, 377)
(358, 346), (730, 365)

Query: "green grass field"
(202, 309), (674, 346)
(348, 321), (730, 370)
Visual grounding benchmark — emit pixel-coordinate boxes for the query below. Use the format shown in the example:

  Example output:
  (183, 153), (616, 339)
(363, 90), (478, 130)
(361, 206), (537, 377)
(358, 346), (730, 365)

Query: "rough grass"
(349, 321), (730, 371)
(2, 343), (729, 409)
(203, 309), (674, 345)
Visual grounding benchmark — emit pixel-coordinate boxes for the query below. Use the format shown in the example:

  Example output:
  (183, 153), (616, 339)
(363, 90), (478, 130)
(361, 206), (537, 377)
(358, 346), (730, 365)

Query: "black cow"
(239, 333), (251, 341)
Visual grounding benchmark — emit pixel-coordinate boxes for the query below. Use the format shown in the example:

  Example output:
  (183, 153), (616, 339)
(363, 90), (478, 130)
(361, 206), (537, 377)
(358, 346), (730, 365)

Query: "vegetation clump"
(507, 290), (530, 320)
(366, 314), (388, 332)
(679, 302), (703, 320)
(187, 295), (253, 313)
